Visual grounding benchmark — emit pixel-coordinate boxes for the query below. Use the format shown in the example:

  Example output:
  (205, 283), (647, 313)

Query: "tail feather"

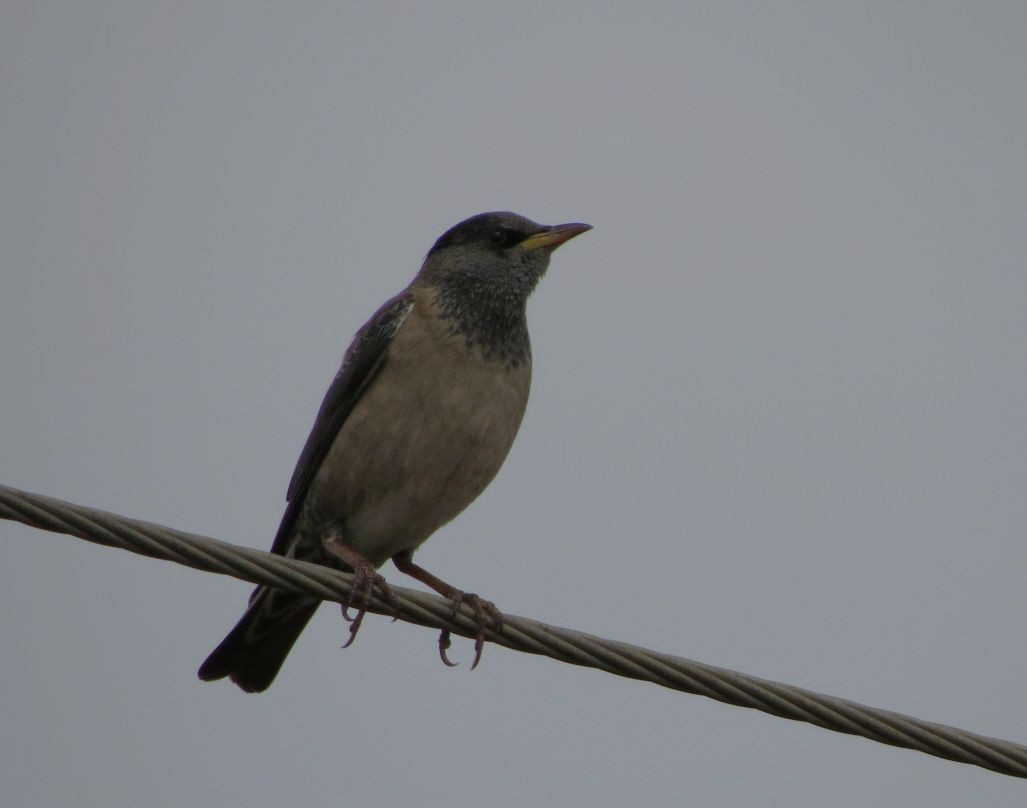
(198, 586), (319, 693)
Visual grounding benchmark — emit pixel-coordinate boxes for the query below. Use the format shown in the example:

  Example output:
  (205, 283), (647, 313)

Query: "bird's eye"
(488, 229), (508, 246)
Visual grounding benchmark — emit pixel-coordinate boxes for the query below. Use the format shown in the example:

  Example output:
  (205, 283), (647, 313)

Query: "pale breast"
(303, 288), (532, 566)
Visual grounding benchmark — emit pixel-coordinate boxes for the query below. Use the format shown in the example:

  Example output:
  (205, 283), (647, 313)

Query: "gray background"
(2, 3), (1026, 805)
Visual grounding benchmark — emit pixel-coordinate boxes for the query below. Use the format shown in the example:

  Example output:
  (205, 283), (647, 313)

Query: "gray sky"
(3, 3), (1026, 805)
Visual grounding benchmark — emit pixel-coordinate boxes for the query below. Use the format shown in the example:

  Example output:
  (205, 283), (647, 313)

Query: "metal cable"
(2, 483), (1025, 779)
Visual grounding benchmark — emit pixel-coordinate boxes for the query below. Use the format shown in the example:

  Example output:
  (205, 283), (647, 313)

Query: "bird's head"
(418, 212), (591, 299)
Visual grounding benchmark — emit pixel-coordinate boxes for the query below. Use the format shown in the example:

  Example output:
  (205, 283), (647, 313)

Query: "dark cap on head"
(427, 211), (591, 258)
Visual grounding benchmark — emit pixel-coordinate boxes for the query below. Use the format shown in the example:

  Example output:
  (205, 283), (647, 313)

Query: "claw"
(438, 628), (458, 667)
(340, 568), (365, 621)
(334, 558), (400, 648)
(388, 553), (502, 669)
(341, 610), (364, 649)
(441, 591), (503, 670)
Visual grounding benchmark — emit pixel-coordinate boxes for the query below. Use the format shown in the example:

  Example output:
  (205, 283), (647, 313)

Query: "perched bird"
(198, 211), (590, 692)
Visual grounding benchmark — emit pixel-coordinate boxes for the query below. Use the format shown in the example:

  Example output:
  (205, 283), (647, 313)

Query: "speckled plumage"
(198, 212), (589, 691)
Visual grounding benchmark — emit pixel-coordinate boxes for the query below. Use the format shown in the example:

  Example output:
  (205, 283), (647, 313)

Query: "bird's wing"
(269, 290), (414, 556)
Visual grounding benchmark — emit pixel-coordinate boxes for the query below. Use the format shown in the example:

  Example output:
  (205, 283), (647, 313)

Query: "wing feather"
(269, 291), (414, 555)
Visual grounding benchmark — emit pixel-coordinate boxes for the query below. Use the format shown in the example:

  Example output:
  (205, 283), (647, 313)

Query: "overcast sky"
(3, 3), (1026, 806)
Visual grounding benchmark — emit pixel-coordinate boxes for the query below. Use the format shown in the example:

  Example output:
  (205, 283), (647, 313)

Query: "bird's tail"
(198, 586), (319, 693)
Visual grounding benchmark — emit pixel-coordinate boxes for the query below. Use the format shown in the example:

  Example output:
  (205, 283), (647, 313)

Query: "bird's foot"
(338, 559), (402, 648)
(438, 592), (503, 670)
(323, 538), (401, 648)
(389, 552), (502, 669)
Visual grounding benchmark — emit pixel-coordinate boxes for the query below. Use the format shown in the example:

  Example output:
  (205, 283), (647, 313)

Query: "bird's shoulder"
(386, 285), (471, 356)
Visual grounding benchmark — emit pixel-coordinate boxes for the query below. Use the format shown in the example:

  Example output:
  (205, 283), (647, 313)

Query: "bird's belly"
(305, 350), (531, 566)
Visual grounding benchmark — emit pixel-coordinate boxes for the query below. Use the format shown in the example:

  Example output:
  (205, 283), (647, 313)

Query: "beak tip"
(562, 222), (592, 234)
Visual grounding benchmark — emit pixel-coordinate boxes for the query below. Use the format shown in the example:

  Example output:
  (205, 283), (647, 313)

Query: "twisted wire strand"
(2, 484), (1024, 779)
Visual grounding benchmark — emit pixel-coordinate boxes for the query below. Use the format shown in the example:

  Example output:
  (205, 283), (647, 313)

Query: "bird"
(198, 211), (591, 692)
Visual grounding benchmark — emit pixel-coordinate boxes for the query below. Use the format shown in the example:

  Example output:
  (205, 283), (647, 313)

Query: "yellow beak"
(519, 222), (592, 252)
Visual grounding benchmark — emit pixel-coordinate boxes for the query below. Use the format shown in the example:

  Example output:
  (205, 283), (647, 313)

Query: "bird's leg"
(323, 536), (400, 648)
(392, 550), (503, 669)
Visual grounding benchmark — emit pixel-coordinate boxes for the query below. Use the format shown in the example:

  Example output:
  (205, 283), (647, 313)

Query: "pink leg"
(323, 537), (400, 648)
(392, 550), (503, 669)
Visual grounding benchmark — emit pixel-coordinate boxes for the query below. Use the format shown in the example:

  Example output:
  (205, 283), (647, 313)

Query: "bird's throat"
(427, 277), (533, 368)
